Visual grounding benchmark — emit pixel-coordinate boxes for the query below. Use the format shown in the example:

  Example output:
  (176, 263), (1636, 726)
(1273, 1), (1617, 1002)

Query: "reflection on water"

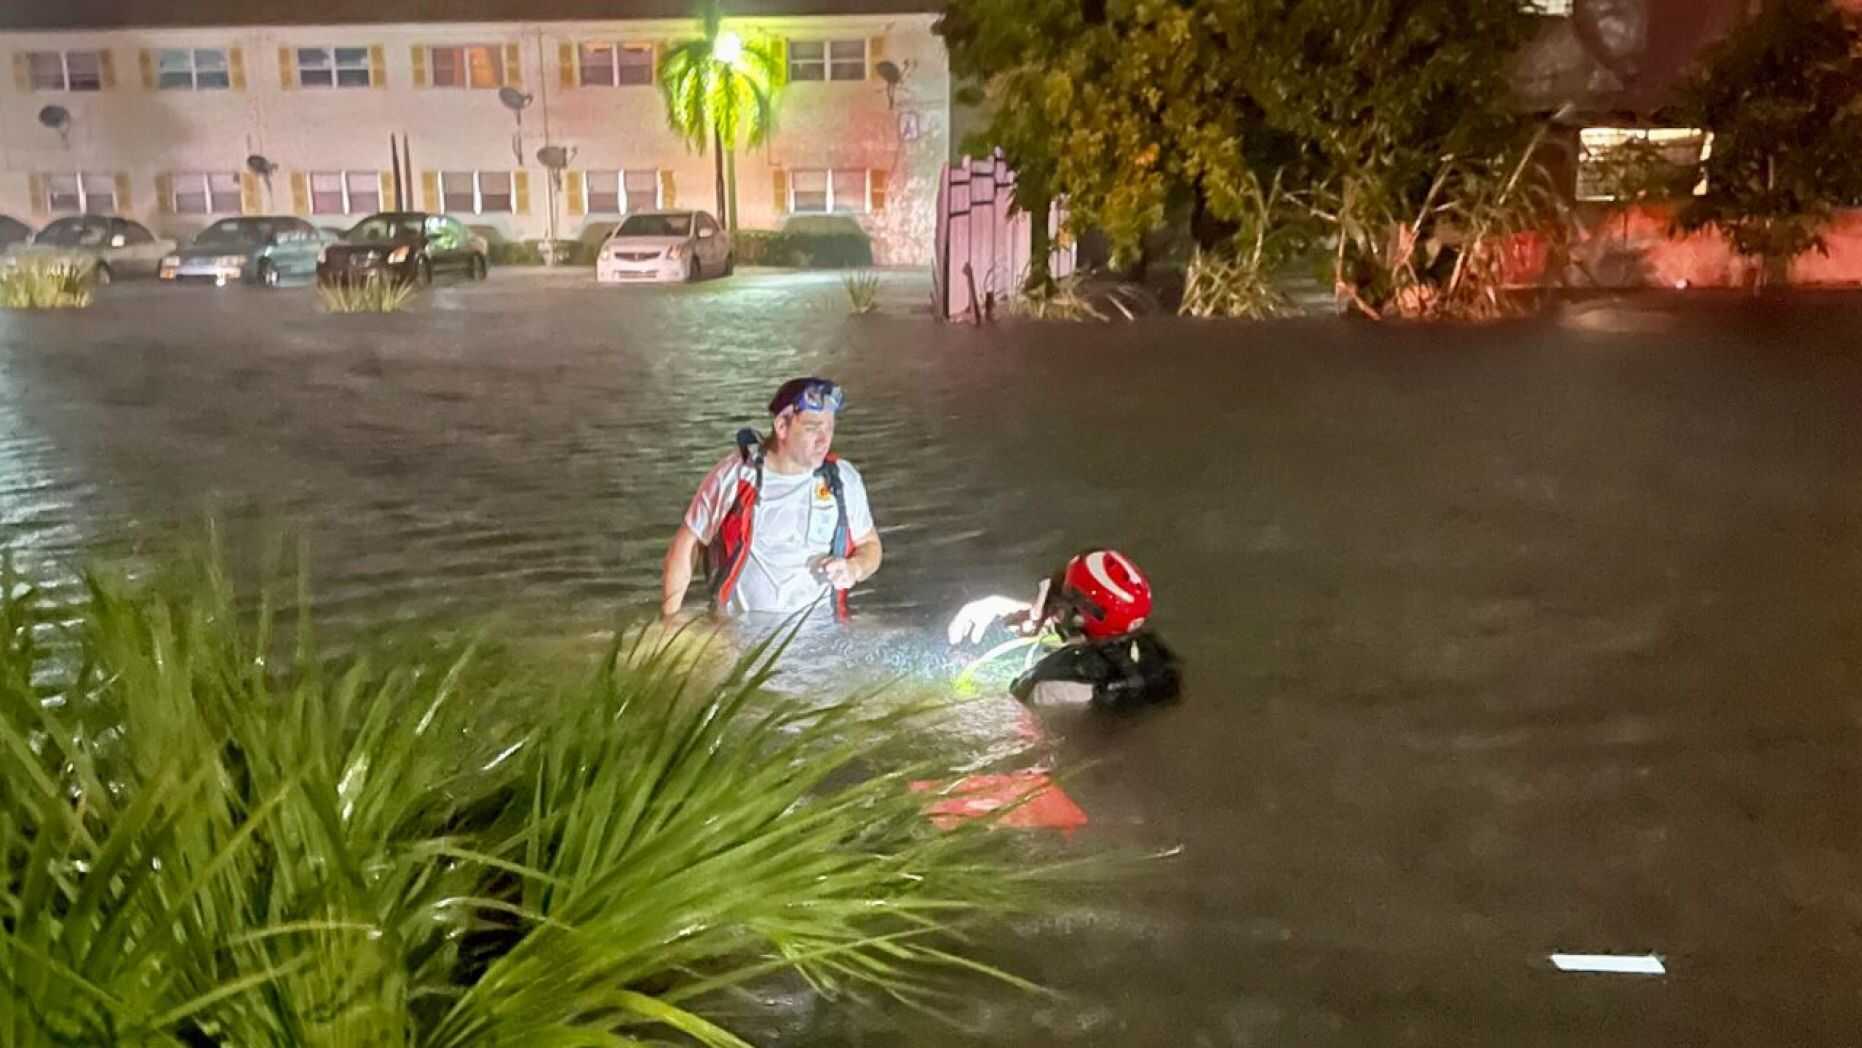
(6, 275), (1862, 1044)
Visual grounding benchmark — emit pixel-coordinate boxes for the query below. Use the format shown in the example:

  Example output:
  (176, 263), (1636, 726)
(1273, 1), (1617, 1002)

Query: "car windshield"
(34, 218), (109, 247)
(616, 214), (692, 238)
(346, 216), (425, 243)
(193, 219), (279, 246)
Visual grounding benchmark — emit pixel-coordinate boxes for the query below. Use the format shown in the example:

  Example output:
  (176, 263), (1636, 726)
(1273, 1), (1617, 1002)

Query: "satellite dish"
(498, 87), (533, 112)
(245, 154), (277, 176)
(875, 61), (902, 86)
(535, 145), (573, 170)
(38, 105), (69, 129)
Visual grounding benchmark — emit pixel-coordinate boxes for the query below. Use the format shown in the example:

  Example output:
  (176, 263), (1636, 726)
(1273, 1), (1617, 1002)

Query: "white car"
(2, 214), (176, 283)
(595, 210), (733, 284)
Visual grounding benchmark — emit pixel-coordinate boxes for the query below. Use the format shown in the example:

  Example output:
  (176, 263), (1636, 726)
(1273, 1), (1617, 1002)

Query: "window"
(584, 170), (659, 213)
(310, 171), (382, 214)
(1577, 127), (1710, 201)
(298, 46), (372, 88)
(790, 169), (866, 213)
(441, 171), (515, 214)
(580, 42), (653, 86)
(430, 45), (502, 88)
(828, 40), (866, 81)
(788, 39), (864, 82)
(171, 172), (242, 214)
(43, 173), (118, 214)
(158, 48), (230, 90)
(1526, 0), (1573, 14)
(26, 50), (104, 91)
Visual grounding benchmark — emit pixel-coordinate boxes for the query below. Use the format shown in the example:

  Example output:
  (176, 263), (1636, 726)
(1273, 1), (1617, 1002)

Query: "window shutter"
(370, 45), (387, 88)
(278, 47), (295, 89)
(240, 172), (261, 214)
(503, 44), (522, 87)
(155, 173), (174, 214)
(869, 36), (885, 78)
(29, 174), (47, 217)
(421, 171), (440, 211)
(410, 46), (427, 87)
(229, 47), (246, 89)
(380, 171), (397, 209)
(139, 49), (154, 89)
(114, 174), (132, 213)
(290, 172), (309, 215)
(11, 54), (26, 92)
(775, 39), (788, 84)
(514, 170), (531, 215)
(869, 169), (888, 212)
(559, 42), (576, 88)
(772, 169), (789, 216)
(564, 170), (585, 216)
(99, 50), (117, 89)
(659, 170), (676, 208)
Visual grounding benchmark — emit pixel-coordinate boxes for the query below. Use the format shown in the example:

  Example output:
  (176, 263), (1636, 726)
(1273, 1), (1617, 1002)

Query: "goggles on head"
(771, 379), (846, 417)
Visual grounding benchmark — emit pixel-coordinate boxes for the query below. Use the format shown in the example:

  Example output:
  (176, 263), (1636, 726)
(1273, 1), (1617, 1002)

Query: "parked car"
(0, 215), (31, 252)
(595, 210), (733, 284)
(158, 216), (332, 287)
(316, 212), (488, 287)
(1, 215), (175, 283)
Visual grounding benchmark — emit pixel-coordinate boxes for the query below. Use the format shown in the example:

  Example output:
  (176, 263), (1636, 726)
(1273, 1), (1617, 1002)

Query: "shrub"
(317, 273), (416, 313)
(0, 257), (96, 309)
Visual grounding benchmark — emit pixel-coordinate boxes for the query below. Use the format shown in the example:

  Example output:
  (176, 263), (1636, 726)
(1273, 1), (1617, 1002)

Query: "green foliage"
(734, 225), (875, 268)
(316, 274), (416, 313)
(0, 550), (1098, 1046)
(843, 270), (880, 314)
(0, 258), (97, 309)
(1670, 0), (1862, 287)
(660, 0), (787, 229)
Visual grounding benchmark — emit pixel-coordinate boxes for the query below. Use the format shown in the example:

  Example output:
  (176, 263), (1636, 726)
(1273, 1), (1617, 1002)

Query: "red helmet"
(1054, 549), (1152, 640)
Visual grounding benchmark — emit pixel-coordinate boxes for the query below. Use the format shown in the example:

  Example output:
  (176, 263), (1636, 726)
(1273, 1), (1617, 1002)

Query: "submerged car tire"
(472, 254), (488, 281)
(684, 255), (700, 283)
(258, 260), (279, 288)
(723, 253), (735, 277)
(92, 263), (112, 288)
(416, 258), (433, 288)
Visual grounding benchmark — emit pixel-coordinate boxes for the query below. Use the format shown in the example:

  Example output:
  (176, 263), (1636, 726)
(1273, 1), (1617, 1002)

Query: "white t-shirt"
(684, 451), (875, 615)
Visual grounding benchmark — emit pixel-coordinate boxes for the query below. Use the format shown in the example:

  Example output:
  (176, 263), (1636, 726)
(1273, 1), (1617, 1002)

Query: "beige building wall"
(0, 13), (947, 264)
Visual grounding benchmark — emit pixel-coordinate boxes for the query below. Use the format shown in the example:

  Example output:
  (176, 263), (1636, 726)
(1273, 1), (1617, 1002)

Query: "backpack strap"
(816, 455), (854, 622)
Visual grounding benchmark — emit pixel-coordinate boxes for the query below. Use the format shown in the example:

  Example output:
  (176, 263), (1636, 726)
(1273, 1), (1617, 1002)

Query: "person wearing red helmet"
(948, 548), (1181, 710)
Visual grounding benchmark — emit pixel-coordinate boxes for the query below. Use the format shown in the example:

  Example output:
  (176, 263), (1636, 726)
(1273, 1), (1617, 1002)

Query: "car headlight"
(161, 255), (180, 268)
(387, 246), (411, 264)
(317, 246), (329, 264)
(666, 244), (686, 260)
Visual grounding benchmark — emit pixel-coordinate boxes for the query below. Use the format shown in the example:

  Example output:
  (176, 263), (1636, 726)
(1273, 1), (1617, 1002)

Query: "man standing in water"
(661, 377), (882, 620)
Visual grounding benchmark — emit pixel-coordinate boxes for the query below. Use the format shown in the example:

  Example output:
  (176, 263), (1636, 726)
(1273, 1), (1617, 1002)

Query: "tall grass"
(0, 258), (97, 309)
(317, 274), (416, 314)
(0, 552), (1095, 1046)
(842, 269), (881, 315)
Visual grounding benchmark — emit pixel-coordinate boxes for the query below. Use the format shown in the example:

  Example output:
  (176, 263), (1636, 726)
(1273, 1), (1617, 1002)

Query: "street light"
(714, 31), (743, 66)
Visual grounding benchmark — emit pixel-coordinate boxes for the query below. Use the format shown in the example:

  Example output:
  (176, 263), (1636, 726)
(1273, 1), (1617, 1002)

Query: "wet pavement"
(3, 268), (1861, 1045)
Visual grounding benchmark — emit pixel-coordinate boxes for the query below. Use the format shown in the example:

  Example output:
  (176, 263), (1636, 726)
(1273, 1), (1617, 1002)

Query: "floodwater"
(3, 269), (1860, 1045)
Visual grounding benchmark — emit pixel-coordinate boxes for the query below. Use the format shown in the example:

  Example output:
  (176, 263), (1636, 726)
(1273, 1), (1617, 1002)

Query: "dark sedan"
(316, 212), (488, 287)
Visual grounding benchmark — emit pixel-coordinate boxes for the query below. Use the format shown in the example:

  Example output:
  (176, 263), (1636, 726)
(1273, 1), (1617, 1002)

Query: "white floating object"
(1549, 953), (1666, 975)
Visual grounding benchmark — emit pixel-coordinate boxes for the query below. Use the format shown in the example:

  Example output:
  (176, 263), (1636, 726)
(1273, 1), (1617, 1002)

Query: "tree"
(1671, 0), (1862, 289)
(659, 0), (786, 232)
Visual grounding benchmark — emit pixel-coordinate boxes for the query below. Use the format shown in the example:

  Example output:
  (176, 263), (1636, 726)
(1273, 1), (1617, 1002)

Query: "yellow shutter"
(514, 170), (531, 215)
(278, 47), (295, 88)
(229, 47), (246, 89)
(660, 170), (676, 208)
(155, 173), (174, 214)
(559, 42), (576, 88)
(370, 44), (387, 88)
(410, 45), (427, 87)
(139, 49), (154, 88)
(99, 51), (117, 89)
(869, 169), (888, 212)
(380, 171), (397, 209)
(421, 171), (439, 211)
(114, 174), (131, 213)
(564, 170), (584, 216)
(869, 36), (885, 77)
(240, 172), (261, 214)
(775, 39), (788, 85)
(772, 168), (788, 215)
(503, 43), (522, 87)
(29, 174), (47, 217)
(290, 172), (309, 215)
(11, 54), (26, 92)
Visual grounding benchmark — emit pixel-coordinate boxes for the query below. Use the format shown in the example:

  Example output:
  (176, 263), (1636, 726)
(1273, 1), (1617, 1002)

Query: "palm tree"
(659, 0), (786, 232)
